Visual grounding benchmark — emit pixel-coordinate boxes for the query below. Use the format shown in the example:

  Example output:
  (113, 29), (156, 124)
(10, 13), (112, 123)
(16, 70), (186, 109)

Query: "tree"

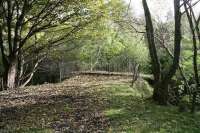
(183, 0), (200, 113)
(142, 0), (182, 105)
(0, 0), (104, 89)
(78, 17), (149, 73)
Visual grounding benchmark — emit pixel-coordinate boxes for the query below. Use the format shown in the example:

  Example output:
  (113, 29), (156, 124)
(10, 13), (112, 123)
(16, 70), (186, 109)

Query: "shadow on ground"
(1, 75), (200, 133)
(102, 84), (200, 133)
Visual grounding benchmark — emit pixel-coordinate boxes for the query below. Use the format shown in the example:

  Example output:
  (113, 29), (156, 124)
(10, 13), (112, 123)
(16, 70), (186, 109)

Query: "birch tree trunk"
(6, 58), (18, 89)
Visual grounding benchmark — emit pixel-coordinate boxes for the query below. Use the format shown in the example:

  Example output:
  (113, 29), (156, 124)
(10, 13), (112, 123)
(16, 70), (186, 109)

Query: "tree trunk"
(131, 63), (139, 86)
(16, 52), (24, 86)
(59, 61), (63, 82)
(153, 83), (169, 105)
(142, 0), (161, 82)
(6, 59), (18, 89)
(183, 1), (199, 113)
(142, 0), (182, 105)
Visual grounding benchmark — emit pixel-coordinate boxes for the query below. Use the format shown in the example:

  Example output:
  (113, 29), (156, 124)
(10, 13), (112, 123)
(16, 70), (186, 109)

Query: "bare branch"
(20, 56), (45, 87)
(182, 0), (200, 14)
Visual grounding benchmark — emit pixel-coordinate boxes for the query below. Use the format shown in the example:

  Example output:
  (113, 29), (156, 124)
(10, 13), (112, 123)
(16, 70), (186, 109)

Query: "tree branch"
(142, 0), (161, 81)
(163, 0), (182, 84)
(20, 56), (45, 87)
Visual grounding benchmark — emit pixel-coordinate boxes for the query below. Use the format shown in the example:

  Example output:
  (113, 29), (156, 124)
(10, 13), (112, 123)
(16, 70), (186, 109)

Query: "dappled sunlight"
(1, 75), (200, 132)
(1, 0), (200, 132)
(102, 83), (200, 132)
(104, 108), (125, 117)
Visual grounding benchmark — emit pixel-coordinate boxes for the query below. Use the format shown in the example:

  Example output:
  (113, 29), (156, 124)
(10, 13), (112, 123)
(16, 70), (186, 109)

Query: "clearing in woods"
(0, 74), (200, 133)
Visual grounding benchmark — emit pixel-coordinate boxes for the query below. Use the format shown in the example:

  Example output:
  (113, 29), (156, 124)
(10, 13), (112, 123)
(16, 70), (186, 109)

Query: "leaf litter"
(0, 75), (131, 132)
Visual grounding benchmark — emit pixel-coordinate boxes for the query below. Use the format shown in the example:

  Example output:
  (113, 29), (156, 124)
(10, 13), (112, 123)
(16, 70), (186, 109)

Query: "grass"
(102, 81), (200, 133)
(1, 76), (200, 133)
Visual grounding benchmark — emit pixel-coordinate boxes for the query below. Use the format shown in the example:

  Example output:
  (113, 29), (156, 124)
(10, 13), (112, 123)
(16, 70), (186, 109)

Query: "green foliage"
(179, 38), (200, 79)
(22, 0), (120, 61)
(78, 18), (149, 72)
(29, 0), (151, 73)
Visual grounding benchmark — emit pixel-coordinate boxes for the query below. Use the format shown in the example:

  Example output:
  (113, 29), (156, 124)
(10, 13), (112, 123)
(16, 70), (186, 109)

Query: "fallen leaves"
(0, 75), (130, 132)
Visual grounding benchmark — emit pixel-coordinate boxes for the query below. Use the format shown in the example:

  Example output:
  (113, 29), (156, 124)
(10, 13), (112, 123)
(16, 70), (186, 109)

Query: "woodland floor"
(0, 74), (200, 133)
